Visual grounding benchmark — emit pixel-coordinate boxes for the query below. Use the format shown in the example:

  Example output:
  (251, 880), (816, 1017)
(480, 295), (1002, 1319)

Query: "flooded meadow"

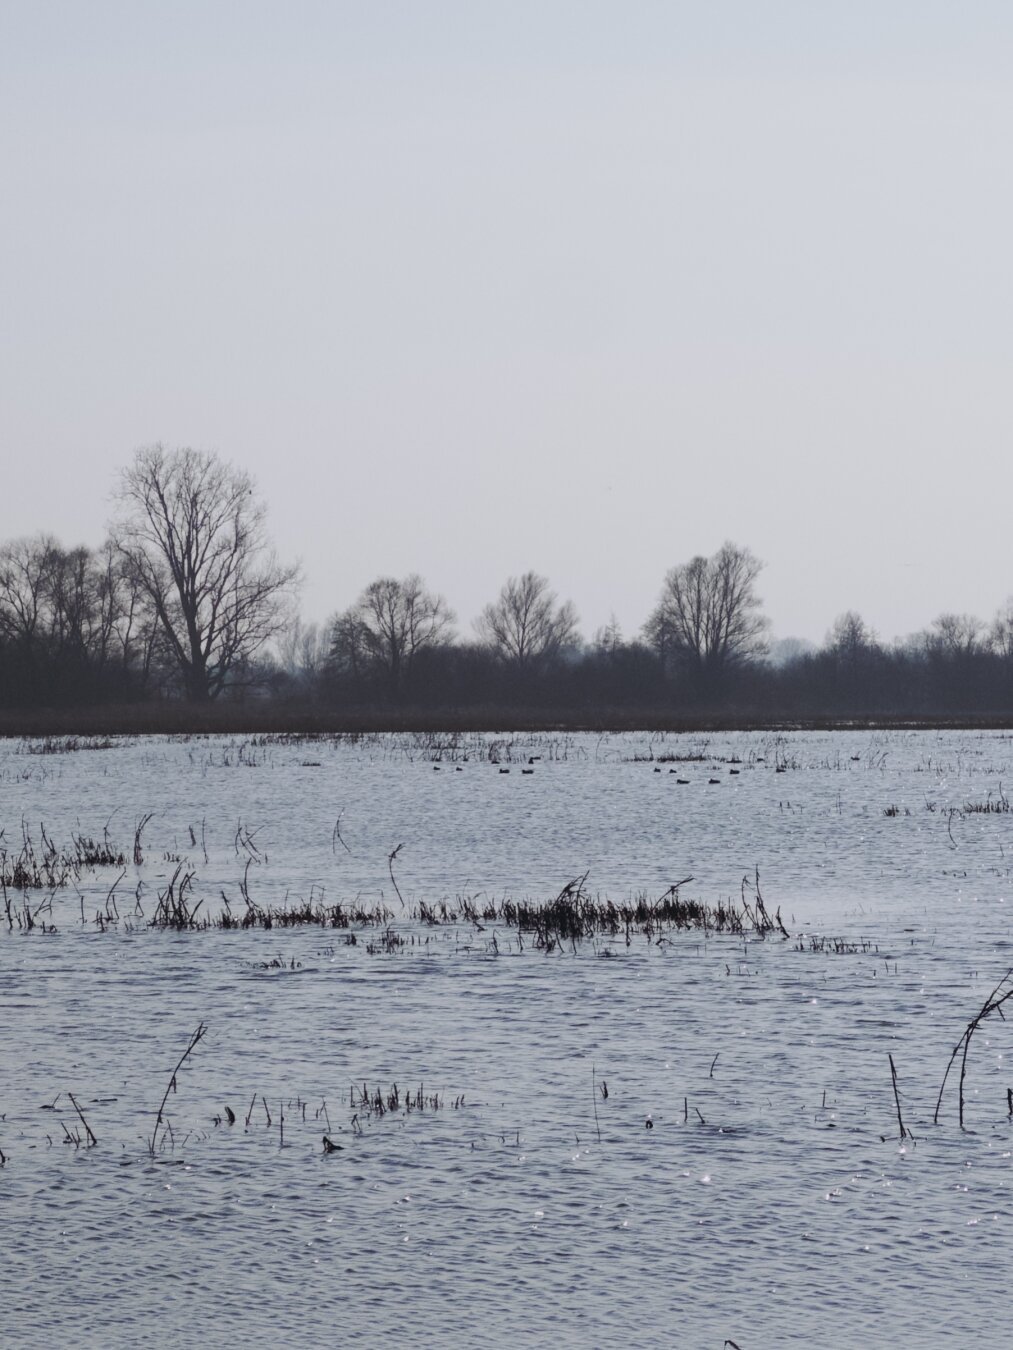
(3, 728), (1013, 1347)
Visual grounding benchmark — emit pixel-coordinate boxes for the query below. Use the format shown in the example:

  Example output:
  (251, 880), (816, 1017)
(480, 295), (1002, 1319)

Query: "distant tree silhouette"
(330, 574), (455, 695)
(926, 613), (986, 658)
(475, 572), (579, 670)
(0, 535), (56, 668)
(644, 542), (768, 692)
(7, 485), (1013, 722)
(991, 598), (1013, 661)
(826, 611), (878, 659)
(0, 533), (159, 705)
(592, 614), (624, 656)
(112, 445), (299, 701)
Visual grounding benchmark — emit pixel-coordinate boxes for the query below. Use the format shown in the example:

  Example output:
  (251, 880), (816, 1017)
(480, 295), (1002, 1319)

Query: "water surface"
(3, 729), (1013, 1347)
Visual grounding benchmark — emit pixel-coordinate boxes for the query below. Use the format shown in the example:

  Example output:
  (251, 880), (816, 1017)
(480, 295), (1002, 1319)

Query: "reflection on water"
(2, 729), (1013, 1347)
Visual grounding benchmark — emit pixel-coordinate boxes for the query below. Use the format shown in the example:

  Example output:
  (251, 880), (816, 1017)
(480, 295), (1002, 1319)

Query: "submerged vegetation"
(0, 826), (125, 893)
(3, 728), (1010, 945)
(4, 731), (1013, 1222)
(1, 828), (789, 947)
(138, 868), (789, 946)
(8, 967), (1013, 1170)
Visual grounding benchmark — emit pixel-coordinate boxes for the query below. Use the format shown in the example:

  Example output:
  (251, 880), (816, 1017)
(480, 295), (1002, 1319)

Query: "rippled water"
(3, 728), (1013, 1347)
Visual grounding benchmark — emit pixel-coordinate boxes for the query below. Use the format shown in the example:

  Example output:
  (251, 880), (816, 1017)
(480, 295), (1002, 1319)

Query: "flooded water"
(3, 728), (1013, 1347)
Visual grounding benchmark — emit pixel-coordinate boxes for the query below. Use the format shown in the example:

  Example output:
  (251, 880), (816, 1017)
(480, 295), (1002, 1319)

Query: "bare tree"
(0, 535), (58, 654)
(925, 613), (985, 658)
(826, 611), (878, 660)
(644, 542), (768, 684)
(475, 572), (579, 669)
(990, 597), (1013, 661)
(592, 613), (623, 657)
(90, 537), (161, 682)
(0, 536), (100, 666)
(327, 610), (373, 683)
(0, 533), (162, 700)
(333, 574), (454, 692)
(112, 446), (299, 701)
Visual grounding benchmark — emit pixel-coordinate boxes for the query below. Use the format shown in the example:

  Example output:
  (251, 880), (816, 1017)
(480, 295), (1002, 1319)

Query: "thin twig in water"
(388, 843), (405, 907)
(332, 811), (352, 855)
(935, 969), (1013, 1128)
(888, 1054), (910, 1140)
(149, 1022), (207, 1156)
(105, 868), (125, 919)
(67, 1092), (97, 1146)
(133, 813), (153, 866)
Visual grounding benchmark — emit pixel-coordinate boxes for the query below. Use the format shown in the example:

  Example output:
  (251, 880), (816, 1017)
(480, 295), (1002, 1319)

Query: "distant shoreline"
(1, 703), (1011, 737)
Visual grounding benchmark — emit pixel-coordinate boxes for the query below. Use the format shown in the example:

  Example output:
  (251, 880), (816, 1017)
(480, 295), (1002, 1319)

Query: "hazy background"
(3, 1), (1012, 645)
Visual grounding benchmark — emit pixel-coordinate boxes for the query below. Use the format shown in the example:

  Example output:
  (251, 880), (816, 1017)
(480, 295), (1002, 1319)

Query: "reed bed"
(18, 735), (120, 755)
(139, 868), (787, 947)
(1, 835), (122, 893)
(0, 843), (77, 891)
(962, 785), (1010, 814)
(147, 867), (396, 932)
(492, 873), (787, 946)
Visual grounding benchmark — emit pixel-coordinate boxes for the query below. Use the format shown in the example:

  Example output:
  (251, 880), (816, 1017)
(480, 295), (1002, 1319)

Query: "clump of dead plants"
(348, 1080), (463, 1133)
(20, 736), (119, 755)
(487, 867), (788, 950)
(795, 934), (878, 954)
(962, 785), (1010, 814)
(0, 822), (127, 892)
(139, 867), (787, 947)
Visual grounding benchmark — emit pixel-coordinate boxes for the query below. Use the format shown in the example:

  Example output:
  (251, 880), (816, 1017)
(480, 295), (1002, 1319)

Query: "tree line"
(2, 445), (1012, 718)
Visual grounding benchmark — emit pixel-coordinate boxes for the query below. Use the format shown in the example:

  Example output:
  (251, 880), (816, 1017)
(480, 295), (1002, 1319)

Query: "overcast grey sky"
(3, 2), (1012, 646)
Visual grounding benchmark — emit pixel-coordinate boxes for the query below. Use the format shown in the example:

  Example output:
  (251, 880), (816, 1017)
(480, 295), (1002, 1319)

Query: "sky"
(3, 2), (1013, 648)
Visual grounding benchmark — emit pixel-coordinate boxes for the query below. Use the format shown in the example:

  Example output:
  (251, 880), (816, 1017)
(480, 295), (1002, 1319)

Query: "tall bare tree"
(332, 574), (454, 692)
(644, 542), (768, 685)
(475, 572), (579, 669)
(112, 446), (299, 700)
